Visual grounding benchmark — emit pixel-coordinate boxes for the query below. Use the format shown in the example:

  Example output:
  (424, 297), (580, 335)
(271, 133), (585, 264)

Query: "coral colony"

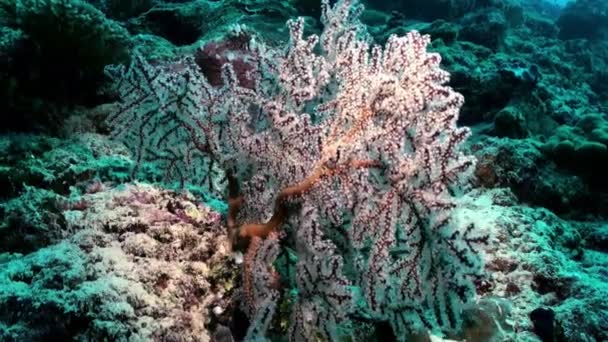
(107, 0), (488, 339)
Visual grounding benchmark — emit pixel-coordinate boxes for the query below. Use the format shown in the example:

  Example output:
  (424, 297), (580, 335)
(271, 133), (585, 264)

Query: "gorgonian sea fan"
(106, 0), (488, 339)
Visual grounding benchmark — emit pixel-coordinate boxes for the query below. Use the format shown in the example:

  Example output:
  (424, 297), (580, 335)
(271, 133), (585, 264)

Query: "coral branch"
(237, 158), (381, 239)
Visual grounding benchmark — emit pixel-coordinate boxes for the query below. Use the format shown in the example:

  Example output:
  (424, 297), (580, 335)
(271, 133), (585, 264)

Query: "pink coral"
(106, 0), (488, 338)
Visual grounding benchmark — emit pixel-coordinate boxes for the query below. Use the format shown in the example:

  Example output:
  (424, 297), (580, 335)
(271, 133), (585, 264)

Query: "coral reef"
(0, 183), (238, 341)
(0, 0), (607, 340)
(0, 0), (130, 132)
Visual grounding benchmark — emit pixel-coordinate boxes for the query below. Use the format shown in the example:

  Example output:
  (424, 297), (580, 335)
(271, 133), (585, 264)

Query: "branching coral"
(106, 0), (488, 339)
